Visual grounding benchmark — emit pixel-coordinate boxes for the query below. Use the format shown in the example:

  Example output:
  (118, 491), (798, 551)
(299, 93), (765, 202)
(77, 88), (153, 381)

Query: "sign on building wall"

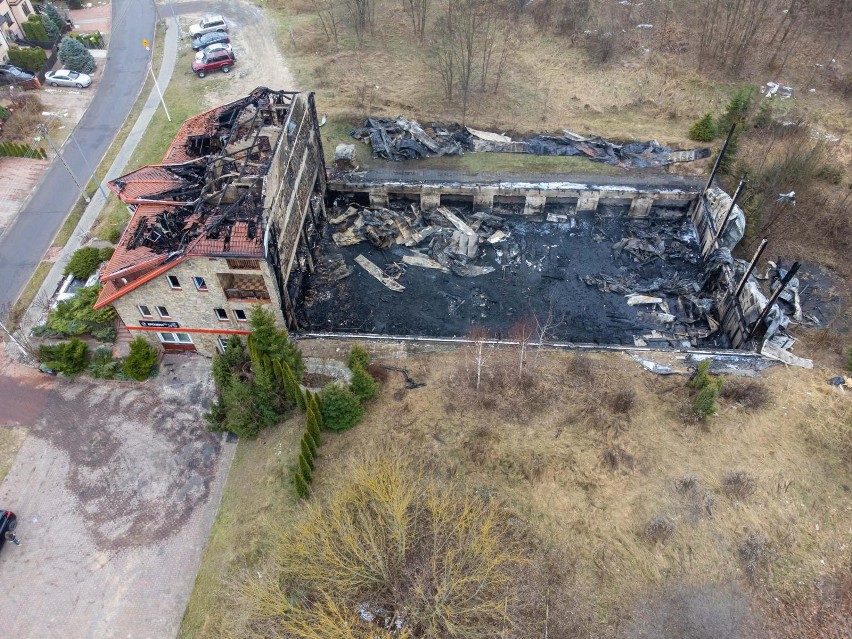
(139, 320), (180, 328)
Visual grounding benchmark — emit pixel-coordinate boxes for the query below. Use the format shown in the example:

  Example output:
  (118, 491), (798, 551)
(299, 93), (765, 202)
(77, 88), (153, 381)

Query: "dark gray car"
(191, 31), (230, 51)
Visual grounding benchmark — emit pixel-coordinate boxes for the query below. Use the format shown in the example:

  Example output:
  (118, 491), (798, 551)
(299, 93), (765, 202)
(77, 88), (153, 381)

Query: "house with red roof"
(94, 87), (326, 355)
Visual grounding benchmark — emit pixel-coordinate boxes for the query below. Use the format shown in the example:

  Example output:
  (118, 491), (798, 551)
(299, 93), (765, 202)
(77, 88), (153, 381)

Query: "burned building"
(94, 88), (326, 355)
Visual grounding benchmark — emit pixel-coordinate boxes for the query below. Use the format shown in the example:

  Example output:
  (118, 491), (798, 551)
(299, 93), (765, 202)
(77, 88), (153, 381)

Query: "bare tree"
(509, 316), (537, 382)
(312, 0), (341, 44)
(697, 0), (774, 72)
(401, 0), (429, 43)
(466, 325), (491, 392)
(344, 0), (375, 40)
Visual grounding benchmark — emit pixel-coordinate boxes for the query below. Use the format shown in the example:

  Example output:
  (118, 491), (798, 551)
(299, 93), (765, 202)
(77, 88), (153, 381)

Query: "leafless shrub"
(583, 29), (621, 65)
(721, 378), (771, 410)
(626, 581), (764, 639)
(464, 423), (496, 467)
(566, 353), (594, 383)
(2, 94), (46, 144)
(603, 445), (635, 472)
(772, 571), (852, 639)
(676, 474), (699, 494)
(608, 388), (637, 414)
(721, 470), (756, 501)
(737, 530), (774, 582)
(675, 475), (716, 520)
(644, 514), (676, 544)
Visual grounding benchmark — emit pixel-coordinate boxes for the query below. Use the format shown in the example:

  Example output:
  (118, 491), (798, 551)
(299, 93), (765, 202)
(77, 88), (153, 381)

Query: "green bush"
(310, 394), (325, 430)
(64, 246), (103, 280)
(693, 378), (724, 420)
(689, 360), (713, 390)
(350, 364), (378, 402)
(688, 113), (717, 142)
(106, 226), (121, 243)
(41, 12), (59, 40)
(301, 434), (316, 464)
(39, 338), (88, 375)
(22, 15), (49, 41)
(0, 106), (10, 120)
(321, 384), (363, 432)
(45, 285), (116, 338)
(123, 337), (158, 381)
(7, 46), (47, 73)
(348, 345), (370, 370)
(293, 470), (310, 498)
(58, 36), (96, 74)
(0, 141), (46, 159)
(88, 347), (123, 379)
(98, 247), (115, 262)
(69, 31), (105, 49)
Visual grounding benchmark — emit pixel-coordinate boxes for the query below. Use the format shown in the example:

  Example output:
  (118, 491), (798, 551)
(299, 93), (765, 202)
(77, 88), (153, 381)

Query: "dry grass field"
(180, 341), (852, 637)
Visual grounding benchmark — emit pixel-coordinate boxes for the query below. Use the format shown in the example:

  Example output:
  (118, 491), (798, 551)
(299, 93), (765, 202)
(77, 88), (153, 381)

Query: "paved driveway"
(0, 353), (234, 638)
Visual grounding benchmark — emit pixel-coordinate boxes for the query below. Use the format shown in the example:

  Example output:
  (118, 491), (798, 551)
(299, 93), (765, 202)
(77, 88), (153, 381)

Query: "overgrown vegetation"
(123, 337), (159, 381)
(688, 112), (717, 142)
(206, 308), (303, 439)
(7, 46), (47, 73)
(236, 456), (529, 638)
(319, 383), (363, 431)
(689, 360), (723, 420)
(33, 285), (116, 342)
(39, 338), (88, 375)
(63, 246), (111, 280)
(88, 347), (124, 380)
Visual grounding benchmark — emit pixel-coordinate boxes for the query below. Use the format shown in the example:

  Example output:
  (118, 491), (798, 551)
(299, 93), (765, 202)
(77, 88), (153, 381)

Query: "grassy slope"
(179, 344), (852, 634)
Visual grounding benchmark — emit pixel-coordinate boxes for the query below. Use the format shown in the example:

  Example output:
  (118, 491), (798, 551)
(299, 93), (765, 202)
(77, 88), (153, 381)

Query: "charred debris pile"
(351, 117), (710, 168)
(313, 199), (735, 347)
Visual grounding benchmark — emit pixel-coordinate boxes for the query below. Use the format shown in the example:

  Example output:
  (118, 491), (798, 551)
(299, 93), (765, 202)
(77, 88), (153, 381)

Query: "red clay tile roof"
(162, 106), (226, 163)
(108, 165), (188, 204)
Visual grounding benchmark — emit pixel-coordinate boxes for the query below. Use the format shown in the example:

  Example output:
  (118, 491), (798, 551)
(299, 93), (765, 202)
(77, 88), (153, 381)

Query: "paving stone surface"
(0, 353), (234, 639)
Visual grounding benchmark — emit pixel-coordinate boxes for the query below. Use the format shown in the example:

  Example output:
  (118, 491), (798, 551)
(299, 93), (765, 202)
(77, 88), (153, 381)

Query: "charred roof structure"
(95, 88), (326, 312)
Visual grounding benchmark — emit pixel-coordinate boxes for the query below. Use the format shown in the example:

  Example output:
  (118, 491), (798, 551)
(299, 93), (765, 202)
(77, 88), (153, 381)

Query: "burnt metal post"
(300, 224), (315, 273)
(703, 123), (737, 194)
(735, 237), (769, 298)
(748, 261), (800, 340)
(713, 177), (746, 245)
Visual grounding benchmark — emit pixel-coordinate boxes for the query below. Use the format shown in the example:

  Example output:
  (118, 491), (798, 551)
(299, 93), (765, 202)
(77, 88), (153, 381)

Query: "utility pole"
(36, 123), (90, 203)
(142, 38), (171, 122)
(69, 131), (110, 201)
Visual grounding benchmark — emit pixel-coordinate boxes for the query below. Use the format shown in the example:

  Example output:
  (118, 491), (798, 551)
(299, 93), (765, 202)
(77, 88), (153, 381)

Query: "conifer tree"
(293, 471), (309, 498)
(307, 406), (322, 445)
(300, 435), (315, 468)
(298, 453), (313, 483)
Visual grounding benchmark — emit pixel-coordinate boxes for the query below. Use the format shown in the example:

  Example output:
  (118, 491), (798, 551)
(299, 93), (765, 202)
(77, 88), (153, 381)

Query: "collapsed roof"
(94, 87), (300, 309)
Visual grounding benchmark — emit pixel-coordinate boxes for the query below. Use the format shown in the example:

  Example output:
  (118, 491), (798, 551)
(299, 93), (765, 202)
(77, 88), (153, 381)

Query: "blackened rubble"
(351, 117), (711, 168)
(298, 199), (727, 347)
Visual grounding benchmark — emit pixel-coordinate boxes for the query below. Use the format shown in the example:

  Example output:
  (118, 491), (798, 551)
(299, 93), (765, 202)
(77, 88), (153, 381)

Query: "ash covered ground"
(298, 200), (717, 346)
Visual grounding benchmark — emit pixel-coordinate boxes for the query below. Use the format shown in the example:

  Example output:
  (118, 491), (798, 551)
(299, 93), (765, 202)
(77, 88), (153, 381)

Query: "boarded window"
(226, 259), (260, 270)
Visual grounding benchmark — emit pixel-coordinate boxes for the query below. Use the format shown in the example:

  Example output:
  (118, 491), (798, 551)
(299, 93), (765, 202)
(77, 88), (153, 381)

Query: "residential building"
(94, 87), (326, 355)
(0, 0), (35, 42)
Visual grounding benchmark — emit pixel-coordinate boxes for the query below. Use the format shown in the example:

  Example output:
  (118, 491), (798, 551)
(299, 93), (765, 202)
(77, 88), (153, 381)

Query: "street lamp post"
(69, 131), (110, 202)
(36, 123), (90, 203)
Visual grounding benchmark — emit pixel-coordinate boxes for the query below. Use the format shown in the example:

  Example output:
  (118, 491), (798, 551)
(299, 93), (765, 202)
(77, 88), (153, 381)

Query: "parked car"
(0, 510), (18, 551)
(45, 69), (93, 88)
(190, 31), (231, 51)
(0, 64), (35, 86)
(189, 14), (228, 38)
(194, 43), (234, 62)
(192, 50), (236, 78)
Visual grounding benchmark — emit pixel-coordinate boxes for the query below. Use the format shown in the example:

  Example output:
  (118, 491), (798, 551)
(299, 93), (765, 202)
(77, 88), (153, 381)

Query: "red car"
(191, 49), (236, 78)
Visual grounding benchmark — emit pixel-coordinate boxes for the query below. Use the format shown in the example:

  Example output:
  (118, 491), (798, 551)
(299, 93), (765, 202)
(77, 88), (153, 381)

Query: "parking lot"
(0, 353), (235, 638)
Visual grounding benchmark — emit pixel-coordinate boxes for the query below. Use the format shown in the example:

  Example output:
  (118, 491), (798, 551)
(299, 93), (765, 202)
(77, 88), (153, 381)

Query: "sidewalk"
(20, 20), (179, 335)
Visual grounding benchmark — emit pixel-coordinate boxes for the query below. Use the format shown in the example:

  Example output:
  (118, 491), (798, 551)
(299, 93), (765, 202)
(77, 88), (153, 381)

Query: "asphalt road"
(0, 0), (157, 316)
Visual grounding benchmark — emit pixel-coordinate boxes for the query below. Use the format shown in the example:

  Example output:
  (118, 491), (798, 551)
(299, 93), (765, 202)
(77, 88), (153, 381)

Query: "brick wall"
(112, 256), (285, 356)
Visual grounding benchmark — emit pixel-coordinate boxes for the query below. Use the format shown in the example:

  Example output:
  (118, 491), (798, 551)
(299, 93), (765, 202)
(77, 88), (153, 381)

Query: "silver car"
(194, 43), (234, 62)
(189, 14), (228, 38)
(45, 69), (92, 88)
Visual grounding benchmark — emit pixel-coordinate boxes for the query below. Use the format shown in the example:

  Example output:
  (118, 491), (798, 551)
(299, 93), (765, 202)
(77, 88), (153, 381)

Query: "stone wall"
(113, 256), (285, 356)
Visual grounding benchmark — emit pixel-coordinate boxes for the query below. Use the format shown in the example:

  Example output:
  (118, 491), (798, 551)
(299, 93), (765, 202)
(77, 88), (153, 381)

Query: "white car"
(194, 43), (234, 62)
(45, 69), (92, 88)
(189, 14), (228, 38)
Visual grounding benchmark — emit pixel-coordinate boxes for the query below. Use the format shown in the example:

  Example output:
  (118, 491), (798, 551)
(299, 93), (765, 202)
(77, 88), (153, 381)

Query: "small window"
(156, 306), (170, 318)
(167, 275), (181, 289)
(217, 337), (229, 352)
(138, 305), (152, 317)
(214, 308), (228, 321)
(22, 3), (31, 16)
(158, 332), (193, 344)
(233, 309), (247, 322)
(193, 276), (207, 291)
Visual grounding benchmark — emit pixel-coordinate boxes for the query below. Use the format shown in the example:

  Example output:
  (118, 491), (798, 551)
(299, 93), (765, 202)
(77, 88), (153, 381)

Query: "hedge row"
(0, 141), (46, 159)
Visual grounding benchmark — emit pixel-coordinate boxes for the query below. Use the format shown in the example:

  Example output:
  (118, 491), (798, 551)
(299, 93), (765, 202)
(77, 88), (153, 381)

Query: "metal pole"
(735, 237), (769, 298)
(69, 132), (110, 201)
(37, 123), (90, 203)
(169, 0), (184, 38)
(703, 122), (737, 194)
(748, 261), (801, 340)
(149, 64), (171, 122)
(713, 176), (746, 245)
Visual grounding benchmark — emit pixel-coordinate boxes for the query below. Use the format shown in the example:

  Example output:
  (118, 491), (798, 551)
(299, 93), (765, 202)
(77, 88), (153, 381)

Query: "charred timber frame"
(263, 92), (327, 330)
